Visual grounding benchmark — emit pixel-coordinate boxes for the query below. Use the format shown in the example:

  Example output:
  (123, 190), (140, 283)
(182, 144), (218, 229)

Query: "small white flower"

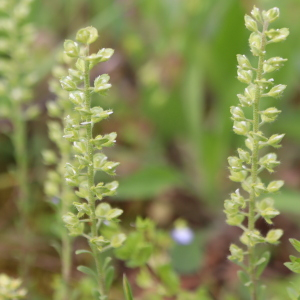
(171, 227), (194, 245)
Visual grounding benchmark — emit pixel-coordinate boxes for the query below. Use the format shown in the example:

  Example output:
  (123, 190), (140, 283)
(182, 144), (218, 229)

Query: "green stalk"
(12, 102), (30, 279)
(61, 155), (72, 300)
(83, 45), (106, 297)
(248, 22), (268, 300)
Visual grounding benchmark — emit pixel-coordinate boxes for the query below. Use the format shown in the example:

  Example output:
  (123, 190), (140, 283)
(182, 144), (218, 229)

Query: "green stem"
(11, 94), (31, 280)
(83, 45), (106, 298)
(248, 23), (268, 300)
(61, 153), (72, 300)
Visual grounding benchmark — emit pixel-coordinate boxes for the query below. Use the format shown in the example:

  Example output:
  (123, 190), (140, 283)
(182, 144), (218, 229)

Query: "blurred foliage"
(1, 0), (300, 299)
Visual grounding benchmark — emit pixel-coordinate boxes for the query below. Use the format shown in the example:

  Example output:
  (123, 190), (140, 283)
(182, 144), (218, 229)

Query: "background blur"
(1, 0), (300, 299)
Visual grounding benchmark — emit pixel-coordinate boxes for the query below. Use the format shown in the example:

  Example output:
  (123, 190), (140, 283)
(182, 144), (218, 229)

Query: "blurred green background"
(1, 0), (300, 299)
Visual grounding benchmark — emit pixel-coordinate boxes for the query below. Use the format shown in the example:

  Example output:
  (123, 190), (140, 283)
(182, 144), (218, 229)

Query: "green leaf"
(123, 274), (134, 300)
(103, 257), (112, 271)
(77, 265), (98, 281)
(290, 239), (300, 253)
(287, 287), (300, 300)
(117, 165), (182, 200)
(105, 266), (115, 290)
(256, 251), (270, 277)
(238, 270), (251, 287)
(157, 264), (180, 294)
(75, 249), (93, 256)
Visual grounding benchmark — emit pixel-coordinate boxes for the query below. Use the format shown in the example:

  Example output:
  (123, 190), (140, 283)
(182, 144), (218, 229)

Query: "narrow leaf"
(105, 266), (115, 290)
(256, 251), (270, 277)
(77, 265), (98, 281)
(75, 249), (93, 256)
(123, 274), (134, 300)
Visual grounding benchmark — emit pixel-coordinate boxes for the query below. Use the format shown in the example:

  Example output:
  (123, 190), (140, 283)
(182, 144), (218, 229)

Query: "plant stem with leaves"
(60, 26), (126, 300)
(224, 6), (289, 300)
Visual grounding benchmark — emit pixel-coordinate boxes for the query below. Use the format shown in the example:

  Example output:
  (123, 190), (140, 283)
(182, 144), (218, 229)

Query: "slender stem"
(83, 45), (106, 298)
(61, 154), (72, 300)
(11, 82), (31, 280)
(248, 23), (268, 300)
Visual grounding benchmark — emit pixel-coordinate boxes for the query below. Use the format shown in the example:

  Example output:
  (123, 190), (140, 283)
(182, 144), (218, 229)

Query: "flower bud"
(106, 208), (123, 220)
(63, 212), (79, 226)
(244, 15), (258, 32)
(90, 236), (109, 251)
(260, 107), (281, 123)
(266, 28), (289, 43)
(265, 229), (283, 244)
(251, 6), (263, 23)
(226, 214), (244, 226)
(228, 244), (244, 262)
(101, 161), (120, 176)
(233, 121), (250, 136)
(231, 189), (246, 208)
(267, 180), (284, 193)
(97, 48), (114, 62)
(268, 133), (285, 147)
(46, 101), (61, 117)
(237, 148), (251, 164)
(237, 68), (253, 84)
(252, 182), (266, 196)
(249, 32), (262, 56)
(69, 91), (85, 105)
(240, 230), (264, 246)
(110, 233), (126, 248)
(64, 40), (80, 57)
(60, 76), (77, 91)
(228, 156), (242, 170)
(259, 153), (280, 172)
(229, 170), (248, 182)
(263, 57), (287, 73)
(44, 181), (59, 197)
(76, 26), (98, 44)
(266, 84), (286, 98)
(224, 200), (239, 215)
(230, 106), (245, 121)
(244, 84), (256, 101)
(237, 93), (251, 107)
(237, 54), (252, 69)
(262, 7), (280, 23)
(96, 202), (111, 217)
(91, 107), (113, 123)
(94, 74), (111, 94)
(42, 150), (57, 165)
(73, 202), (91, 216)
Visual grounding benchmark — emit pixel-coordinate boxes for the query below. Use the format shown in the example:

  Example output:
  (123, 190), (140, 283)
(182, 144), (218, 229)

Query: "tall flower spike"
(225, 7), (288, 300)
(0, 0), (39, 279)
(60, 26), (125, 300)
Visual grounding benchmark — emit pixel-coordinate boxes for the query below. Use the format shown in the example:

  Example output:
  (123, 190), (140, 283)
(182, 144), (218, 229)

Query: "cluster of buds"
(60, 26), (125, 298)
(0, 274), (26, 299)
(0, 0), (39, 120)
(225, 6), (288, 291)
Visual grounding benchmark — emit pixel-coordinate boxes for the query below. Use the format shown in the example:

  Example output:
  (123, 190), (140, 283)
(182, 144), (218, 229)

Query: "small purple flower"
(171, 227), (194, 245)
(50, 197), (60, 205)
